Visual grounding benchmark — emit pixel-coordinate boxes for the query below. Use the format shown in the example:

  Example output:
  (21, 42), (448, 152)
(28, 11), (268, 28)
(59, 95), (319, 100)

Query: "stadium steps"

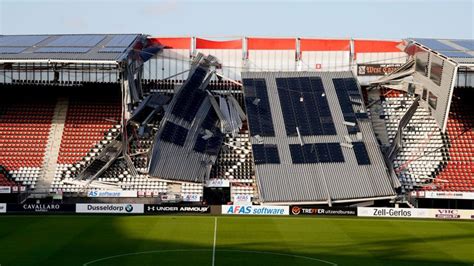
(36, 97), (69, 191)
(368, 89), (390, 146)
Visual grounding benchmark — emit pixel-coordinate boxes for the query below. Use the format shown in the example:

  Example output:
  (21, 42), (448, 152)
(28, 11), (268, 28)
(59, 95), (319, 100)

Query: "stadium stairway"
(367, 89), (390, 146)
(36, 97), (69, 192)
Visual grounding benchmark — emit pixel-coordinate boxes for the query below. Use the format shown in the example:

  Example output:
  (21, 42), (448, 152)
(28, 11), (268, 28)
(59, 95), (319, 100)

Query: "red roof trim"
(247, 38), (296, 50)
(148, 37), (191, 49)
(300, 39), (350, 51)
(196, 38), (242, 49)
(354, 40), (403, 53)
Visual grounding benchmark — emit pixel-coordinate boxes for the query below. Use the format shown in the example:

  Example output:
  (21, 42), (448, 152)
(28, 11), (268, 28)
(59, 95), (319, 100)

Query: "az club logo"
(125, 205), (133, 213)
(291, 206), (301, 215)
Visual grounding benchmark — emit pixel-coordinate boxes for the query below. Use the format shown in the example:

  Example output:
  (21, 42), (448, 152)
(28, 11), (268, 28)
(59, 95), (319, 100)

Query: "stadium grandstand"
(0, 35), (472, 209)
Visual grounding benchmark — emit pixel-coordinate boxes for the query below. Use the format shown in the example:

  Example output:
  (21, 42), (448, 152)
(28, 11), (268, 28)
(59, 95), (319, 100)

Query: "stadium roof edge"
(0, 34), (143, 63)
(407, 38), (474, 65)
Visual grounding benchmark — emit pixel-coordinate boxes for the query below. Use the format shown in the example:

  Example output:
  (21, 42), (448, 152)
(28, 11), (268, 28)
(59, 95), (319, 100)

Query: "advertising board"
(222, 205), (289, 215)
(145, 204), (210, 214)
(290, 206), (357, 216)
(76, 204), (144, 214)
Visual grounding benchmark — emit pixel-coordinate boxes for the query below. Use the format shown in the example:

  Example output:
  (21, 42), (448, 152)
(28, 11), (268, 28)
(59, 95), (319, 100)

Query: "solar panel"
(276, 77), (335, 136)
(327, 143), (345, 163)
(440, 51), (474, 58)
(290, 143), (344, 164)
(105, 35), (137, 47)
(243, 78), (276, 136)
(98, 47), (126, 53)
(46, 35), (105, 47)
(0, 47), (26, 54)
(252, 144), (280, 164)
(353, 142), (371, 165)
(171, 67), (208, 122)
(333, 78), (361, 135)
(35, 47), (91, 53)
(193, 132), (223, 156)
(0, 35), (48, 46)
(316, 143), (331, 163)
(201, 108), (219, 130)
(414, 39), (457, 51)
(450, 40), (474, 51)
(355, 112), (369, 119)
(160, 121), (188, 146)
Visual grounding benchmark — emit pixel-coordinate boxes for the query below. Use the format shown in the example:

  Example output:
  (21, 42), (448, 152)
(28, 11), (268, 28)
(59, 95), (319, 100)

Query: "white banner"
(0, 186), (11, 194)
(358, 207), (430, 218)
(87, 190), (137, 198)
(358, 207), (474, 220)
(76, 204), (144, 214)
(428, 209), (474, 220)
(206, 179), (230, 188)
(182, 194), (201, 202)
(232, 194), (252, 203)
(0, 203), (6, 213)
(423, 191), (474, 200)
(222, 205), (289, 215)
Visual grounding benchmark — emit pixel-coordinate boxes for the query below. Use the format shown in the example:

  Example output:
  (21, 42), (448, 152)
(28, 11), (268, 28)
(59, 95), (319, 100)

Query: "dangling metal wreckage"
(147, 53), (246, 183)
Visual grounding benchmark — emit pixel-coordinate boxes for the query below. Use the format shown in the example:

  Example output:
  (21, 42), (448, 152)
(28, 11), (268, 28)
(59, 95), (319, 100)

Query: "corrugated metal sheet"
(242, 71), (396, 203)
(0, 34), (140, 62)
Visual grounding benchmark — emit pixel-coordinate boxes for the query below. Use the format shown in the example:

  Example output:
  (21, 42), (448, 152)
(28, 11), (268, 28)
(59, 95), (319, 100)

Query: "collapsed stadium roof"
(242, 71), (398, 204)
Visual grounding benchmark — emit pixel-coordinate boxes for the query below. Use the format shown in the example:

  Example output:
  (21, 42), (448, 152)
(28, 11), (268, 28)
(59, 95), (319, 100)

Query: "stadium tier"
(426, 88), (473, 192)
(0, 34), (473, 206)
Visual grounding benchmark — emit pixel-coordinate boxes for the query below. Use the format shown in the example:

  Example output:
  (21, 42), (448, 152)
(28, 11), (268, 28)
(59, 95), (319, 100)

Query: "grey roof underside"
(410, 38), (474, 64)
(242, 71), (396, 203)
(148, 97), (218, 183)
(148, 63), (221, 183)
(0, 34), (140, 62)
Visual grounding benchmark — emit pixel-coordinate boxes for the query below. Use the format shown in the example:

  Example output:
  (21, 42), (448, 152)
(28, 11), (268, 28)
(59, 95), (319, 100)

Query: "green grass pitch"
(0, 215), (473, 265)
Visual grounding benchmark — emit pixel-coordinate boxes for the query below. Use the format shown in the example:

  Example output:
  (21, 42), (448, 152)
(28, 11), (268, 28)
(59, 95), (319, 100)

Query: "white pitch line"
(212, 217), (218, 266)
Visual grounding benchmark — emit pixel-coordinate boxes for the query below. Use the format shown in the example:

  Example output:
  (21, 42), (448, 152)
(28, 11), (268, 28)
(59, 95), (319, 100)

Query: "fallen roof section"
(242, 71), (398, 205)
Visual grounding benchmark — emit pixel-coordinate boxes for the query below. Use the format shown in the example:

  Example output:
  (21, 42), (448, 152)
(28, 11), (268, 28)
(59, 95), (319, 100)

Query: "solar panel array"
(171, 67), (208, 122)
(159, 121), (189, 146)
(413, 38), (474, 60)
(35, 47), (91, 53)
(252, 144), (280, 164)
(241, 71), (397, 203)
(451, 40), (474, 51)
(193, 108), (223, 156)
(439, 51), (474, 58)
(0, 34), (140, 60)
(243, 78), (276, 136)
(46, 35), (105, 47)
(0, 35), (48, 46)
(352, 142), (371, 165)
(276, 77), (336, 136)
(333, 78), (361, 134)
(289, 143), (344, 164)
(0, 47), (26, 54)
(105, 35), (137, 47)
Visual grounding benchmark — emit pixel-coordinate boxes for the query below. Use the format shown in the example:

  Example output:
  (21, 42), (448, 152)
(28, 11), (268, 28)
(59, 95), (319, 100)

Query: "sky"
(0, 0), (473, 40)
